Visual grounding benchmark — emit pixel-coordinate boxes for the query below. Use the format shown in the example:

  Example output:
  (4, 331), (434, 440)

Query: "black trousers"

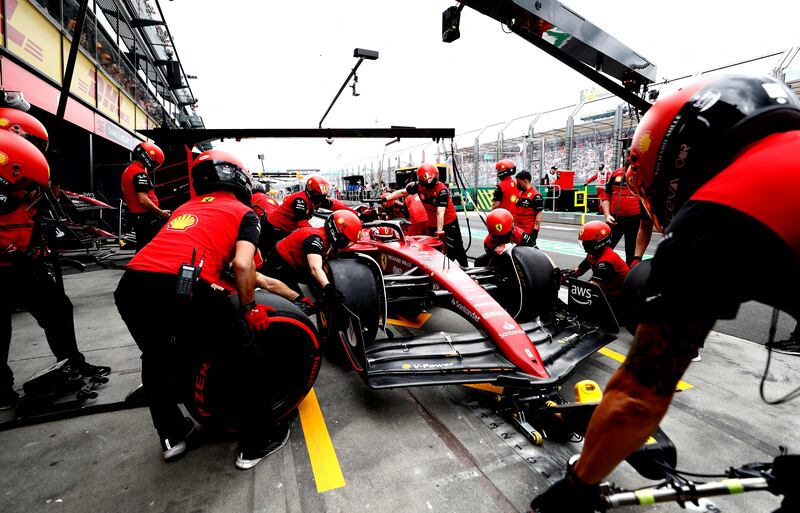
(262, 250), (305, 295)
(132, 213), (165, 252)
(0, 262), (84, 391)
(608, 215), (639, 266)
(114, 270), (274, 443)
(430, 221), (468, 267)
(259, 222), (289, 259)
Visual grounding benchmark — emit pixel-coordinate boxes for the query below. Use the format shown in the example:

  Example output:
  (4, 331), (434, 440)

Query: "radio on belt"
(176, 248), (202, 297)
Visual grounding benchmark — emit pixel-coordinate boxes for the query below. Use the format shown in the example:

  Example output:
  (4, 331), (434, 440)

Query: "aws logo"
(168, 214), (198, 231)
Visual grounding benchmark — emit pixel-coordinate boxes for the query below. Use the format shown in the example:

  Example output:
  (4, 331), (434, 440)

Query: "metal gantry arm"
(454, 0), (656, 112)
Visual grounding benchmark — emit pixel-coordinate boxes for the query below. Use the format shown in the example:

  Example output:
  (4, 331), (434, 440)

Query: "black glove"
(530, 462), (603, 513)
(530, 228), (539, 246)
(321, 283), (344, 307)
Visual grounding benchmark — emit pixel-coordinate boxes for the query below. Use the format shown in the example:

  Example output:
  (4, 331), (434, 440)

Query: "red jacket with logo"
(604, 167), (640, 218)
(251, 192), (280, 221)
(275, 226), (330, 273)
(493, 177), (518, 216)
(128, 192), (253, 284)
(514, 187), (544, 233)
(406, 182), (457, 227)
(267, 191), (355, 233)
(121, 161), (158, 214)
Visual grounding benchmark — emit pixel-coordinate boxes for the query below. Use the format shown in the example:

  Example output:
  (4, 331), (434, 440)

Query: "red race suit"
(251, 192), (280, 221)
(514, 187), (544, 234)
(492, 176), (518, 216)
(0, 204), (35, 266)
(275, 227), (329, 273)
(405, 181), (457, 228)
(121, 161), (158, 214)
(577, 246), (629, 300)
(604, 167), (640, 218)
(483, 226), (534, 253)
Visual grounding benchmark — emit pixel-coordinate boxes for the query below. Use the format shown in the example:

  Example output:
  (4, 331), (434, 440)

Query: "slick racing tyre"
(317, 258), (380, 373)
(184, 290), (320, 430)
(496, 246), (558, 322)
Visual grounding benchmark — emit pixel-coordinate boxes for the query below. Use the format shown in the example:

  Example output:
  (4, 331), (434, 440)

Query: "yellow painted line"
(297, 388), (346, 492)
(598, 347), (693, 391)
(386, 312), (432, 329)
(464, 383), (505, 394)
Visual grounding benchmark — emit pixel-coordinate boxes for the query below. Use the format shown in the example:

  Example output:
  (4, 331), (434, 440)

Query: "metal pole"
(319, 58), (365, 129)
(88, 132), (94, 191)
(57, 0), (90, 120)
(613, 103), (624, 168)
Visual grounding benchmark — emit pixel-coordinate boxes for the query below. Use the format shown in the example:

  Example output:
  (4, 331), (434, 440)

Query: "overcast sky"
(160, 0), (800, 173)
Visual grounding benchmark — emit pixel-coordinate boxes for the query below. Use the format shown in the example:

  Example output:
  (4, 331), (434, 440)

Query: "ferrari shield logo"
(495, 223), (503, 232)
(200, 196), (215, 202)
(168, 214), (198, 231)
(380, 253), (388, 270)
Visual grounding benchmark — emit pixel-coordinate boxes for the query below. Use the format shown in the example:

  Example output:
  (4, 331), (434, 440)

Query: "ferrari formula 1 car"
(316, 219), (619, 444)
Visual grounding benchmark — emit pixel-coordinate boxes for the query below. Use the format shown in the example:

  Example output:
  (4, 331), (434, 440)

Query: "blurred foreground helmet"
(133, 141), (165, 171)
(495, 159), (516, 179)
(192, 149), (252, 204)
(628, 74), (800, 232)
(578, 220), (612, 254)
(0, 108), (48, 153)
(417, 163), (439, 188)
(324, 210), (362, 250)
(0, 130), (50, 189)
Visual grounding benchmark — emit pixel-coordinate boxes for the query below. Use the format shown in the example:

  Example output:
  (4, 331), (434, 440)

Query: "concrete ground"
(0, 225), (797, 513)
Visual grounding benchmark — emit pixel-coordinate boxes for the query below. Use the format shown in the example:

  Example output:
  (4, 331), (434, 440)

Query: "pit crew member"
(251, 180), (280, 222)
(382, 163), (468, 266)
(1, 130), (108, 409)
(121, 141), (170, 250)
(491, 159), (518, 216)
(601, 150), (644, 265)
(513, 170), (544, 244)
(263, 210), (362, 308)
(115, 149), (286, 470)
(261, 176), (355, 256)
(568, 221), (629, 315)
(474, 208), (534, 266)
(531, 75), (800, 513)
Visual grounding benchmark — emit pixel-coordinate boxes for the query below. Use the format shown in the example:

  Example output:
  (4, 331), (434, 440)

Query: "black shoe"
(235, 422), (290, 470)
(768, 336), (800, 356)
(160, 417), (195, 462)
(0, 389), (19, 410)
(67, 359), (111, 378)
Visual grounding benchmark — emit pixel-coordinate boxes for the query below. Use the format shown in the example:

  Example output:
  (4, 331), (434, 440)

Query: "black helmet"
(251, 180), (267, 194)
(192, 149), (252, 204)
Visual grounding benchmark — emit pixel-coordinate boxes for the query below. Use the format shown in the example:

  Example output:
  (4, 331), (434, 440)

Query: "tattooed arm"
(572, 321), (713, 484)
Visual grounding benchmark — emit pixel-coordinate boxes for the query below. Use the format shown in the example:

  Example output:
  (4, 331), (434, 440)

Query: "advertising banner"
(6, 0), (62, 83)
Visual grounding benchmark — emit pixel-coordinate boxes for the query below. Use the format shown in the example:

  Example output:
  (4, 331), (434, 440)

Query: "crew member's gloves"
(560, 269), (577, 285)
(321, 283), (344, 306)
(630, 255), (643, 268)
(358, 207), (377, 222)
(530, 461), (602, 513)
(293, 295), (317, 313)
(243, 303), (275, 331)
(530, 228), (539, 246)
(435, 230), (446, 241)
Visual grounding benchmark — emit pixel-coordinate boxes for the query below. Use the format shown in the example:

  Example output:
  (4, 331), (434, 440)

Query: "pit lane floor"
(1, 246), (797, 512)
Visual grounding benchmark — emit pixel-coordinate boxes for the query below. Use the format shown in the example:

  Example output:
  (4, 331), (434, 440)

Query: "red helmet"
(324, 209), (362, 250)
(628, 74), (800, 232)
(578, 220), (612, 254)
(305, 176), (331, 202)
(417, 163), (439, 188)
(0, 108), (48, 152)
(486, 208), (514, 237)
(371, 225), (397, 242)
(0, 130), (50, 189)
(133, 141), (165, 170)
(191, 149), (252, 204)
(495, 159), (516, 179)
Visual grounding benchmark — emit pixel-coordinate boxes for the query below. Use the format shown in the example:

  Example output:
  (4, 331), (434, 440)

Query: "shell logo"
(149, 150), (156, 155)
(495, 223), (503, 232)
(600, 229), (607, 235)
(168, 214), (198, 231)
(337, 217), (344, 224)
(402, 363), (411, 369)
(0, 152), (8, 165)
(639, 132), (652, 154)
(200, 196), (215, 202)
(0, 118), (8, 127)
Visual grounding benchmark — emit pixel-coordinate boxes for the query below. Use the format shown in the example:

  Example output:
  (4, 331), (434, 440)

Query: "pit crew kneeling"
(565, 221), (629, 319)
(263, 209), (362, 311)
(530, 75), (800, 513)
(115, 149), (286, 470)
(474, 208), (534, 267)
